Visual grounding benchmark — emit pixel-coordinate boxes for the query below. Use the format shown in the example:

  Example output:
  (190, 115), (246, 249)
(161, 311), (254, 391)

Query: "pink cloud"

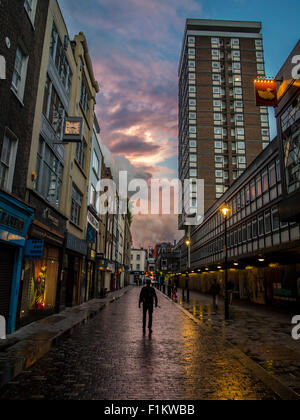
(58, 0), (204, 246)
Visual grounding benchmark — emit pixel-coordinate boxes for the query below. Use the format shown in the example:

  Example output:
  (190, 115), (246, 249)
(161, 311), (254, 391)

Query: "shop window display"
(19, 246), (59, 324)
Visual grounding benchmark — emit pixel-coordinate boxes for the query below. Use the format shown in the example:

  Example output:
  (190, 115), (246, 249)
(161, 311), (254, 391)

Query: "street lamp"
(220, 204), (231, 320)
(183, 226), (191, 302)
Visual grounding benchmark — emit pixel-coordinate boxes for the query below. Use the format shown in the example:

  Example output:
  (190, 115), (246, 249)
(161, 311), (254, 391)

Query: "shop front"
(65, 232), (87, 307)
(0, 191), (34, 334)
(86, 209), (99, 302)
(18, 191), (67, 327)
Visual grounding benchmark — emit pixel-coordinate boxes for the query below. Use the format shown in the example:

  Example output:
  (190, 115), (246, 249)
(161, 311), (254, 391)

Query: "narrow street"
(0, 287), (277, 400)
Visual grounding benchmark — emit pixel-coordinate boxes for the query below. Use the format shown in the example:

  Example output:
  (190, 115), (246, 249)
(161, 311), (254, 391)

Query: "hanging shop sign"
(63, 117), (84, 143)
(87, 210), (99, 232)
(24, 240), (44, 260)
(254, 78), (278, 107)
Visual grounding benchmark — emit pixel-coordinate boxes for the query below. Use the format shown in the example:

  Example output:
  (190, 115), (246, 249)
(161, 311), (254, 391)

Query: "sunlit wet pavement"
(175, 288), (300, 395)
(0, 287), (279, 400)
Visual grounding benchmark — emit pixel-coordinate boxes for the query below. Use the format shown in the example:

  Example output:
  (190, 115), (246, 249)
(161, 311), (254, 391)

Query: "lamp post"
(221, 204), (231, 321)
(185, 225), (191, 302)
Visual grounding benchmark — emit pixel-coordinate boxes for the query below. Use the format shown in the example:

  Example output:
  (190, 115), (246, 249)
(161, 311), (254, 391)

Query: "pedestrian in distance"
(139, 279), (158, 334)
(228, 280), (235, 305)
(172, 285), (177, 301)
(210, 279), (221, 313)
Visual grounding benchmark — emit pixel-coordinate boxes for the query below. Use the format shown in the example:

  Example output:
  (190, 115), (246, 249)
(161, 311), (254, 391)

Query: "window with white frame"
(212, 74), (221, 82)
(92, 150), (100, 177)
(190, 155), (197, 162)
(43, 76), (66, 137)
(215, 141), (222, 150)
(90, 184), (97, 208)
(211, 38), (219, 45)
(49, 24), (72, 96)
(232, 50), (240, 58)
(255, 39), (262, 47)
(189, 140), (196, 147)
(188, 37), (195, 44)
(188, 48), (195, 56)
(0, 130), (18, 193)
(213, 100), (221, 108)
(235, 114), (244, 122)
(234, 87), (243, 96)
(231, 39), (240, 46)
(76, 140), (87, 170)
(11, 47), (28, 101)
(189, 126), (197, 134)
(24, 0), (37, 24)
(35, 137), (63, 208)
(257, 63), (264, 71)
(189, 112), (196, 120)
(215, 156), (223, 164)
(80, 76), (90, 115)
(262, 128), (269, 137)
(214, 127), (222, 135)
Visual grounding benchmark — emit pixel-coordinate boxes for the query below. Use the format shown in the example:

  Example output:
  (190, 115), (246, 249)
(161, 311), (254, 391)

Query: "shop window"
(20, 247), (59, 323)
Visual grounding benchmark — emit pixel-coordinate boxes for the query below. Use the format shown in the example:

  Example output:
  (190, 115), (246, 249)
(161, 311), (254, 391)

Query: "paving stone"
(0, 287), (279, 400)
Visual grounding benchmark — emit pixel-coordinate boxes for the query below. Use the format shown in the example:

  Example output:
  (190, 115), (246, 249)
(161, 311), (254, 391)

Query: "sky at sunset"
(59, 0), (300, 249)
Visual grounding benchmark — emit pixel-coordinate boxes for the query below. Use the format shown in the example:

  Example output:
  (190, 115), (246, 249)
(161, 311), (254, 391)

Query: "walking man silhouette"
(139, 280), (158, 334)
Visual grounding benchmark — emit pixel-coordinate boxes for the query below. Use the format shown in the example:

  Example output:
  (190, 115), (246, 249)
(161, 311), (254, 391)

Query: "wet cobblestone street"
(0, 288), (278, 400)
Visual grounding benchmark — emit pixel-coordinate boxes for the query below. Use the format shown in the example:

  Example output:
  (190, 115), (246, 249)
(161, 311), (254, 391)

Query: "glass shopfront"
(19, 246), (59, 324)
(281, 92), (300, 195)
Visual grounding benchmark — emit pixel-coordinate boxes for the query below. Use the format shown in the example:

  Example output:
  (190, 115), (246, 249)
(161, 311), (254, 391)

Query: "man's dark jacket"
(139, 285), (158, 308)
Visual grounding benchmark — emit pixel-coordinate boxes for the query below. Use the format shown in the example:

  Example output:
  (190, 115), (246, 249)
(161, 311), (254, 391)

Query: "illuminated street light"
(220, 203), (231, 321)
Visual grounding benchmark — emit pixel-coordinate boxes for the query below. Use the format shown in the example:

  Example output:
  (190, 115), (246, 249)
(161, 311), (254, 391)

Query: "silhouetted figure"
(139, 280), (158, 333)
(210, 279), (221, 312)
